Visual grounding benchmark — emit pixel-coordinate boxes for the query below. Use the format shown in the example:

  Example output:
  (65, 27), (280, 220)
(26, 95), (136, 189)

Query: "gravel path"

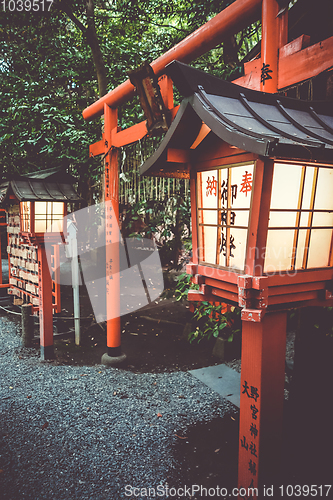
(0, 314), (236, 500)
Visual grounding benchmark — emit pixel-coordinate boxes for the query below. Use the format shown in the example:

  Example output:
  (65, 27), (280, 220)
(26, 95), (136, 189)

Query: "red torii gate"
(84, 0), (279, 360)
(82, 0), (333, 363)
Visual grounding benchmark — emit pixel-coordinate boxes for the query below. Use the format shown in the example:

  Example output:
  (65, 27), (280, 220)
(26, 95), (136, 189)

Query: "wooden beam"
(279, 34), (311, 58)
(166, 148), (190, 163)
(190, 123), (211, 149)
(197, 264), (239, 284)
(83, 0), (262, 120)
(252, 268), (333, 288)
(278, 36), (333, 90)
(89, 138), (105, 157)
(268, 290), (319, 306)
(211, 287), (239, 303)
(91, 106), (179, 150)
(112, 120), (147, 148)
(267, 281), (325, 297)
(233, 36), (333, 91)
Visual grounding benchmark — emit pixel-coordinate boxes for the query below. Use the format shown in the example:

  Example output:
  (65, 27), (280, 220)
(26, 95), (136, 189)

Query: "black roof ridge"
(165, 60), (333, 116)
(140, 61), (333, 176)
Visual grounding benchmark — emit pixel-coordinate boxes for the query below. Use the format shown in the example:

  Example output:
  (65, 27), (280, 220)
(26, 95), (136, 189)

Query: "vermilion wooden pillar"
(103, 103), (122, 357)
(159, 74), (174, 112)
(238, 311), (287, 498)
(38, 244), (54, 360)
(261, 0), (279, 92)
(278, 8), (288, 49)
(0, 235), (2, 285)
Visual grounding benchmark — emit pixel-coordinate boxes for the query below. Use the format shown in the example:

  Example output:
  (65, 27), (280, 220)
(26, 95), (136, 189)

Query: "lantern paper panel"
(264, 163), (333, 273)
(20, 202), (31, 233)
(197, 163), (254, 271)
(34, 202), (64, 233)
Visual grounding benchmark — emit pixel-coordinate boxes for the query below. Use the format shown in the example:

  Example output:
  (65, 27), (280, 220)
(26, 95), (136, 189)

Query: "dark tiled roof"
(0, 168), (81, 205)
(140, 61), (333, 177)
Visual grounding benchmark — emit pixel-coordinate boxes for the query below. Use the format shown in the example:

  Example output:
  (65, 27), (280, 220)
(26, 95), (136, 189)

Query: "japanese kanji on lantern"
(198, 165), (253, 269)
(140, 60), (333, 497)
(197, 161), (333, 274)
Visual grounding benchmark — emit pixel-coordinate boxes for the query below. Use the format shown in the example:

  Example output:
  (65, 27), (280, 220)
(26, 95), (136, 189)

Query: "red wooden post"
(278, 8), (288, 49)
(0, 234), (2, 285)
(261, 0), (279, 93)
(159, 74), (174, 111)
(238, 311), (287, 498)
(52, 244), (61, 314)
(190, 169), (199, 265)
(103, 104), (123, 360)
(38, 244), (54, 360)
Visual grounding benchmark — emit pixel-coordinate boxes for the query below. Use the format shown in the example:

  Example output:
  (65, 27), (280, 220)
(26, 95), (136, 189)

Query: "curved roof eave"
(140, 61), (333, 177)
(139, 99), (203, 177)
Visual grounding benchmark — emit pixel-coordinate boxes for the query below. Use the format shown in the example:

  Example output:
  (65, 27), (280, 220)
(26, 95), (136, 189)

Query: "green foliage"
(173, 272), (241, 344)
(121, 192), (191, 269)
(173, 272), (198, 301)
(0, 7), (101, 184)
(0, 0), (261, 199)
(188, 302), (241, 344)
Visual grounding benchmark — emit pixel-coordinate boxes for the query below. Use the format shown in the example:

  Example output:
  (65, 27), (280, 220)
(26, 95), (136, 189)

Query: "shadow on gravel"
(11, 285), (224, 373)
(173, 413), (239, 496)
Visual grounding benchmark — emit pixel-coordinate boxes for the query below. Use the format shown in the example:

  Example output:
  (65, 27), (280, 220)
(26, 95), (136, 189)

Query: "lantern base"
(101, 351), (127, 367)
(40, 345), (55, 361)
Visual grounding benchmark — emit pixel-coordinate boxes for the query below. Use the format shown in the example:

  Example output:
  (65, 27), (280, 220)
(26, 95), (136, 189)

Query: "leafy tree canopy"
(0, 0), (259, 199)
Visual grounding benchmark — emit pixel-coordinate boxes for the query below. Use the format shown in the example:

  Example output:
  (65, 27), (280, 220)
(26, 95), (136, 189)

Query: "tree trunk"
(85, 0), (108, 98)
(56, 0), (107, 98)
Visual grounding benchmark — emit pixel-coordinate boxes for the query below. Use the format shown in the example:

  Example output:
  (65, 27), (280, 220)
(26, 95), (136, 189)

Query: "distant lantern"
(20, 200), (65, 236)
(0, 167), (81, 244)
(0, 167), (82, 361)
(140, 61), (333, 494)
